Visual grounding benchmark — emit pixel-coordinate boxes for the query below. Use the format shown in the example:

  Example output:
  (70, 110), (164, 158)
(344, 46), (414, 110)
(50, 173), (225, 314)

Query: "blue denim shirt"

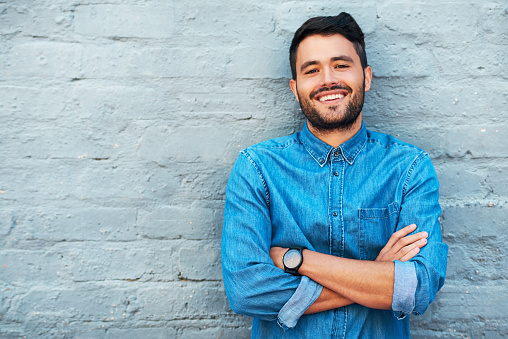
(221, 122), (448, 338)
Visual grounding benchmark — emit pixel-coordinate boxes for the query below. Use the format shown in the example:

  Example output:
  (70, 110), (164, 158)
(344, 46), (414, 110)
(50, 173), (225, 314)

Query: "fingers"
(392, 231), (428, 254)
(399, 237), (428, 261)
(398, 237), (427, 262)
(376, 224), (429, 262)
(384, 224), (417, 249)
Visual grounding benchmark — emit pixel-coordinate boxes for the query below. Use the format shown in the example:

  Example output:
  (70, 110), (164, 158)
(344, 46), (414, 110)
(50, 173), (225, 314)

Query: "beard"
(297, 79), (365, 132)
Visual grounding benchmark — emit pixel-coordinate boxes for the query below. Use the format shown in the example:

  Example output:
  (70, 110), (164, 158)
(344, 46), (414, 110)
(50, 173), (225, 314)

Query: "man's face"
(290, 34), (372, 132)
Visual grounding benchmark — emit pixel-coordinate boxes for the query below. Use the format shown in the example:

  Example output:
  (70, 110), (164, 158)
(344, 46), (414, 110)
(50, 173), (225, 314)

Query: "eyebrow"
(300, 55), (355, 72)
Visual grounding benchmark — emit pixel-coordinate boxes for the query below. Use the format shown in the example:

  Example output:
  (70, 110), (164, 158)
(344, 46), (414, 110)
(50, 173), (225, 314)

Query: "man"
(221, 12), (447, 338)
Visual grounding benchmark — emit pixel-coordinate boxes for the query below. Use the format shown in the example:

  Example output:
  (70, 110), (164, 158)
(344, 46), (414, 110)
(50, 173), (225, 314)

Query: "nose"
(320, 66), (338, 87)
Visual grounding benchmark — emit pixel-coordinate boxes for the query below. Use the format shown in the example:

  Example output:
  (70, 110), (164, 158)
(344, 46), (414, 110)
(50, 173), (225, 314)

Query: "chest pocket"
(358, 202), (399, 260)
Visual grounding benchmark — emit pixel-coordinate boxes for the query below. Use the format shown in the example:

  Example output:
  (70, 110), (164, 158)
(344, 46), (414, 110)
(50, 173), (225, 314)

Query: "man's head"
(289, 13), (372, 135)
(290, 13), (368, 81)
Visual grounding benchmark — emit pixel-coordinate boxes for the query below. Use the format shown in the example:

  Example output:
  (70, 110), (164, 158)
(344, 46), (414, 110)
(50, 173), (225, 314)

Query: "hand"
(269, 247), (287, 270)
(375, 224), (428, 262)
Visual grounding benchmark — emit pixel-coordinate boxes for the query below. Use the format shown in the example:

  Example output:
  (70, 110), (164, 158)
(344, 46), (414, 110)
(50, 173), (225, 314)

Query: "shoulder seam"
(403, 151), (428, 196)
(240, 150), (271, 209)
(366, 138), (420, 151)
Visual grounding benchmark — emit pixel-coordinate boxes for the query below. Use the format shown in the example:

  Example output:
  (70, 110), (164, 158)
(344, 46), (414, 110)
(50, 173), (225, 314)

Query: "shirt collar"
(299, 121), (367, 167)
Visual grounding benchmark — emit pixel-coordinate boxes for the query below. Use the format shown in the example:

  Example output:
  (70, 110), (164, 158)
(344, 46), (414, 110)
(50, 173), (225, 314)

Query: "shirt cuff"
(392, 260), (417, 319)
(277, 276), (323, 331)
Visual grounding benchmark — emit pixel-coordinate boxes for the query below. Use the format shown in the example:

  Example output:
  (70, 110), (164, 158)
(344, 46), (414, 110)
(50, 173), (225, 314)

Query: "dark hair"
(289, 12), (368, 80)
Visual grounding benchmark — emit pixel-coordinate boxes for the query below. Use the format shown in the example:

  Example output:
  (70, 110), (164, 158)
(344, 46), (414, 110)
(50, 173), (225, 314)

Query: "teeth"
(319, 93), (345, 102)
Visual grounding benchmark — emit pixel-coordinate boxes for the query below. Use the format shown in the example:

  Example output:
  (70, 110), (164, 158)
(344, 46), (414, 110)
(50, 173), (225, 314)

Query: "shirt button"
(334, 171), (339, 176)
(332, 211), (338, 217)
(334, 150), (341, 157)
(319, 159), (325, 164)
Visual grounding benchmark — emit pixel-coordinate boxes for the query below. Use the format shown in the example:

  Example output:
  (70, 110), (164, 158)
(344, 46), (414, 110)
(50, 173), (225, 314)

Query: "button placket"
(329, 152), (344, 258)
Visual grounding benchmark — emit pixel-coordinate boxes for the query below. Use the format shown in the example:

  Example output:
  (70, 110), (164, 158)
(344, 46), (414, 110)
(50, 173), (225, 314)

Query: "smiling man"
(221, 13), (448, 338)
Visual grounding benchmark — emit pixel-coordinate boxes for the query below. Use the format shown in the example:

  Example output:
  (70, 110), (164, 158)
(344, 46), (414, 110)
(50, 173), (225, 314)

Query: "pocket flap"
(359, 202), (399, 219)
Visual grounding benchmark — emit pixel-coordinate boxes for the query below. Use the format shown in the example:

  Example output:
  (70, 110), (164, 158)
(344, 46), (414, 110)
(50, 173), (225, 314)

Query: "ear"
(363, 66), (372, 92)
(290, 79), (299, 102)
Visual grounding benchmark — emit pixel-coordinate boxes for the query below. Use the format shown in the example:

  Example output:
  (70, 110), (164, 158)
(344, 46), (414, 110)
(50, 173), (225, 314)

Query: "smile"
(318, 93), (345, 102)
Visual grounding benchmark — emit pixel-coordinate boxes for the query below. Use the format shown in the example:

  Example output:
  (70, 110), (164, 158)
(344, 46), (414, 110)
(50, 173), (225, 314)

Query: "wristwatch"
(283, 247), (306, 276)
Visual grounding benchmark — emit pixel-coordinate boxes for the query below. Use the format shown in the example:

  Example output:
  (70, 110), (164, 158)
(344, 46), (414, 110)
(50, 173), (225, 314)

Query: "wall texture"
(0, 0), (507, 338)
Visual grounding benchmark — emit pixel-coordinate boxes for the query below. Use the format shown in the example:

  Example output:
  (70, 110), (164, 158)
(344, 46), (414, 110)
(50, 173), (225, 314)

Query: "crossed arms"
(269, 223), (428, 314)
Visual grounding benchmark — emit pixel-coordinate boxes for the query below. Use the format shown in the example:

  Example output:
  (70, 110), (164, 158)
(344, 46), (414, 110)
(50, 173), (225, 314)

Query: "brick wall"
(0, 1), (507, 338)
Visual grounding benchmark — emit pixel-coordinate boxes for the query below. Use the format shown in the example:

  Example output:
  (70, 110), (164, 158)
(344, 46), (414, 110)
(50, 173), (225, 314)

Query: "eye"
(335, 64), (349, 69)
(305, 69), (318, 75)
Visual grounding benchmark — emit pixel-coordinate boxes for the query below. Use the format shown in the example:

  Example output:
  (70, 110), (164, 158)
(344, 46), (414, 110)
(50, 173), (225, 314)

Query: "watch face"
(283, 249), (301, 269)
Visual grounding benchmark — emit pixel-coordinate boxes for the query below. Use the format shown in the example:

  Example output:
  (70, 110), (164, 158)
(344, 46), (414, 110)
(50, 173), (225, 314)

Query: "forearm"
(303, 286), (353, 315)
(300, 249), (394, 310)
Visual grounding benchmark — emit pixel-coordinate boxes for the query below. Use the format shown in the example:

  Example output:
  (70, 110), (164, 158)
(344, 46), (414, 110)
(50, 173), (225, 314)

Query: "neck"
(307, 115), (363, 148)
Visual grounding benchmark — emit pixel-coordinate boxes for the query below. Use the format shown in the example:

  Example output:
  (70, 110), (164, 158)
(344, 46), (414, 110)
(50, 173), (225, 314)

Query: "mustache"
(310, 84), (352, 100)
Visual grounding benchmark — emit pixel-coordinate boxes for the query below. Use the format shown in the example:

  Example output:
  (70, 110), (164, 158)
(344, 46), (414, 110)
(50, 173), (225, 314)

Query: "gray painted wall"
(1, 0), (507, 338)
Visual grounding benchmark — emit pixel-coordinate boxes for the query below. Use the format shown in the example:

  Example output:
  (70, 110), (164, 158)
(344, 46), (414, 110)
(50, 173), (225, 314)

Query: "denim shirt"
(221, 122), (448, 338)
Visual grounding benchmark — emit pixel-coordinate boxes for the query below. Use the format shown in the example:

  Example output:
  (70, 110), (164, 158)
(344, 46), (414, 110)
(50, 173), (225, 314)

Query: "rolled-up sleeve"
(278, 276), (322, 330)
(392, 261), (417, 318)
(392, 153), (448, 319)
(221, 151), (316, 329)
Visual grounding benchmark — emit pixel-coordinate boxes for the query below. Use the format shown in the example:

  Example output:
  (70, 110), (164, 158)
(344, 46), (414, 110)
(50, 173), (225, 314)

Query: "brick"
(180, 326), (251, 339)
(228, 46), (290, 79)
(173, 79), (273, 116)
(372, 124), (508, 160)
(434, 160), (491, 199)
(0, 159), (183, 204)
(74, 4), (175, 38)
(1, 42), (82, 79)
(67, 244), (174, 282)
(445, 125), (507, 158)
(0, 329), (24, 339)
(480, 3), (508, 45)
(174, 167), (230, 201)
(6, 207), (137, 242)
(135, 282), (228, 320)
(432, 43), (506, 79)
(0, 86), (68, 122)
(0, 250), (68, 284)
(176, 2), (276, 45)
(378, 3), (480, 37)
(0, 3), (73, 37)
(436, 160), (508, 199)
(138, 206), (222, 240)
(138, 124), (234, 164)
(179, 243), (222, 280)
(447, 123), (508, 158)
(363, 78), (508, 124)
(368, 41), (435, 78)
(102, 328), (177, 338)
(0, 284), (18, 319)
(73, 82), (180, 121)
(13, 285), (132, 322)
(81, 44), (229, 79)
(0, 209), (15, 237)
(485, 165), (508, 198)
(442, 205), (506, 239)
(1, 120), (118, 160)
(274, 2), (377, 35)
(427, 284), (508, 321)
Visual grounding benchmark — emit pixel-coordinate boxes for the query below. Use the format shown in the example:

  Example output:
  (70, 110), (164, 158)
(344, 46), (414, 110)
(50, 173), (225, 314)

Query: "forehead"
(295, 34), (360, 66)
